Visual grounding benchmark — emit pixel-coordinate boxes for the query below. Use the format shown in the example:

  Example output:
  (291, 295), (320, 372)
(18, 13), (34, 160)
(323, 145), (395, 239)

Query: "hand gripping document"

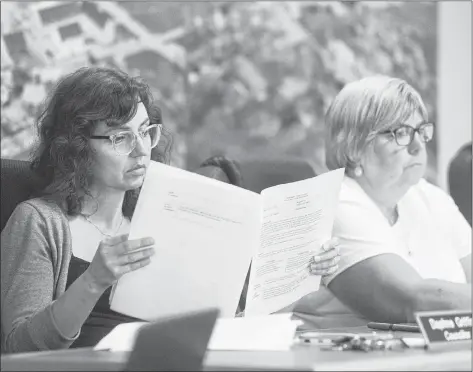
(109, 161), (344, 319)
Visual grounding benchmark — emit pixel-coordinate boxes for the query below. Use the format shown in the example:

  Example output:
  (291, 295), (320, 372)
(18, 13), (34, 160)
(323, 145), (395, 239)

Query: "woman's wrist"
(81, 269), (110, 295)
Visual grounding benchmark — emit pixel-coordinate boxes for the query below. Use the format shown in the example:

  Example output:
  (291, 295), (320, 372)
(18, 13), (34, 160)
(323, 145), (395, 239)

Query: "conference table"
(1, 326), (471, 371)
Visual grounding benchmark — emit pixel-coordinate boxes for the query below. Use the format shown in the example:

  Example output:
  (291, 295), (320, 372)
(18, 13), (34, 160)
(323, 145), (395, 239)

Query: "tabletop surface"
(1, 326), (471, 371)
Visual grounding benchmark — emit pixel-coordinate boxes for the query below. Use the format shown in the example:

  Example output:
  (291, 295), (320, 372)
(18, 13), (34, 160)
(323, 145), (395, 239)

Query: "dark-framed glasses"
(378, 122), (434, 146)
(90, 124), (162, 155)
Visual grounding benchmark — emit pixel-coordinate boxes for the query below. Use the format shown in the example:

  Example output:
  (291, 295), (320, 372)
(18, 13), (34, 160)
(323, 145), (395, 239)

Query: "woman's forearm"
(407, 279), (471, 321)
(51, 270), (108, 339)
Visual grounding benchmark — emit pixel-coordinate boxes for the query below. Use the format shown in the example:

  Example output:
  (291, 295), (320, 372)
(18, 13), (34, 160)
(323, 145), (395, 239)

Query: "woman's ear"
(347, 154), (363, 178)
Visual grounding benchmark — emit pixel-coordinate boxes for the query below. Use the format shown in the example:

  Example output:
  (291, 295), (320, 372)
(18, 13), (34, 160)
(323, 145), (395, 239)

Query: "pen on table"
(367, 322), (420, 333)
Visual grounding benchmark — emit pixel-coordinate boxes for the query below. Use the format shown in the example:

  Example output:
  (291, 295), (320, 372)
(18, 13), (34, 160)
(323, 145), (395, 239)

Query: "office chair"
(237, 157), (317, 194)
(0, 159), (46, 232)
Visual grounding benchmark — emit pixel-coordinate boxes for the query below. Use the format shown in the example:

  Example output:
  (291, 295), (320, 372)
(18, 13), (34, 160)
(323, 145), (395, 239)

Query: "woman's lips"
(128, 165), (146, 175)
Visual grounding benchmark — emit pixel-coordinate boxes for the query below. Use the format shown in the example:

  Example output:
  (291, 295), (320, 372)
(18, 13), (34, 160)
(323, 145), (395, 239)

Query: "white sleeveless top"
(288, 176), (471, 329)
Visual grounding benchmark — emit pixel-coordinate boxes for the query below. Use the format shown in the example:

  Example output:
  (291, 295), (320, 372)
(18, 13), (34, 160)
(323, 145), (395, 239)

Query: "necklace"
(83, 214), (124, 238)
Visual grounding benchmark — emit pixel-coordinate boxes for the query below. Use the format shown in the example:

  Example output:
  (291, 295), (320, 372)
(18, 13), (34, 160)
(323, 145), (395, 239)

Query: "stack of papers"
(95, 313), (300, 352)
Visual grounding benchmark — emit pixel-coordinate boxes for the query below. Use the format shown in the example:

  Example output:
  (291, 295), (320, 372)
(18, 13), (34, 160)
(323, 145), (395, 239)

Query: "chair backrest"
(238, 157), (317, 194)
(448, 143), (472, 226)
(0, 159), (45, 232)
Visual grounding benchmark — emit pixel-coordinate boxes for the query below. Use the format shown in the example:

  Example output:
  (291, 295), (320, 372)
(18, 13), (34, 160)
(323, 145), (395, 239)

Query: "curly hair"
(30, 66), (173, 218)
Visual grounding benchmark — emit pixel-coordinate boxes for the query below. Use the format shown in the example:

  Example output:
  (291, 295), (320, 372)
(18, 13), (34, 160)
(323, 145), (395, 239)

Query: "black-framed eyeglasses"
(378, 123), (434, 146)
(90, 124), (162, 155)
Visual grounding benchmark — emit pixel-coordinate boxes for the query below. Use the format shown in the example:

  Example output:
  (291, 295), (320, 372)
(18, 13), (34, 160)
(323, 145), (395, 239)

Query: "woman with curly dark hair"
(1, 66), (172, 352)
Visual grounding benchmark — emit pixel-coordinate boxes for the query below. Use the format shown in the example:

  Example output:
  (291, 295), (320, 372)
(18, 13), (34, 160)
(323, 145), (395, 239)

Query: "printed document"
(110, 161), (261, 320)
(245, 169), (344, 315)
(110, 161), (344, 319)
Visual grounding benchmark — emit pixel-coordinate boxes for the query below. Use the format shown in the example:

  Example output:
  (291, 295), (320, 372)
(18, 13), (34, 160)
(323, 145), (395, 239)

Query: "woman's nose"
(407, 131), (424, 155)
(132, 135), (150, 157)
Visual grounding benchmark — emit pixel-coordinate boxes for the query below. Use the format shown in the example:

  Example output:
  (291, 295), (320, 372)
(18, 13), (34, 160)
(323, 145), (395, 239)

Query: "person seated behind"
(448, 142), (472, 226)
(193, 155), (340, 315)
(291, 76), (471, 329)
(1, 67), (339, 353)
(194, 155), (244, 188)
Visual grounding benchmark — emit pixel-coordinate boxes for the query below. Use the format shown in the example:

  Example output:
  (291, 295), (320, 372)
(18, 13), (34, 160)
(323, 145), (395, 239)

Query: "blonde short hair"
(325, 75), (428, 171)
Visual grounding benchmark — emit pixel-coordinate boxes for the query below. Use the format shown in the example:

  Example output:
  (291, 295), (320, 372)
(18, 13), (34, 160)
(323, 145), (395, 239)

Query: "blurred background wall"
(437, 1), (471, 190)
(0, 1), (470, 189)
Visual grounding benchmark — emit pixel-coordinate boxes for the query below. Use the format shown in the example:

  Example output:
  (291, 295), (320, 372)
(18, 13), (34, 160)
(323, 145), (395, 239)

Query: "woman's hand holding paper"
(309, 238), (340, 276)
(85, 234), (156, 292)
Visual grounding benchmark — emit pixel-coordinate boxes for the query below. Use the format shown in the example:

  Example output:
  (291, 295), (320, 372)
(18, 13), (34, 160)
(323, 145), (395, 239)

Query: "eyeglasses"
(90, 124), (162, 155)
(378, 123), (434, 146)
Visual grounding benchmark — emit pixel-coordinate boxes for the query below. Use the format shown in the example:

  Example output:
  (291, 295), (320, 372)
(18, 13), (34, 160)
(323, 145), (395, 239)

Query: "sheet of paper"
(245, 168), (345, 316)
(208, 313), (299, 351)
(94, 322), (147, 352)
(110, 161), (261, 320)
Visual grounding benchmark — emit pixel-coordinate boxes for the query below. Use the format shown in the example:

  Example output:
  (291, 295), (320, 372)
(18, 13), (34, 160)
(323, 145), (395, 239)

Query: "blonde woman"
(291, 76), (471, 329)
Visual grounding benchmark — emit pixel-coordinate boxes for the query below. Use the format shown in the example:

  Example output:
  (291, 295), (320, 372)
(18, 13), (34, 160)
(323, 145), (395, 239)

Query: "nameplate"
(415, 310), (472, 348)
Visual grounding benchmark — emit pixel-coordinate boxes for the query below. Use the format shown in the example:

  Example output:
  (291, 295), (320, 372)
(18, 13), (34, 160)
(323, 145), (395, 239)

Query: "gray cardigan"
(1, 197), (79, 353)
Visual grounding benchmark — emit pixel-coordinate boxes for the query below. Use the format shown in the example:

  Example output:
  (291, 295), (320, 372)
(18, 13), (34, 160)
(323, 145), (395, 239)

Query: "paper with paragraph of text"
(244, 168), (344, 316)
(110, 161), (261, 320)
